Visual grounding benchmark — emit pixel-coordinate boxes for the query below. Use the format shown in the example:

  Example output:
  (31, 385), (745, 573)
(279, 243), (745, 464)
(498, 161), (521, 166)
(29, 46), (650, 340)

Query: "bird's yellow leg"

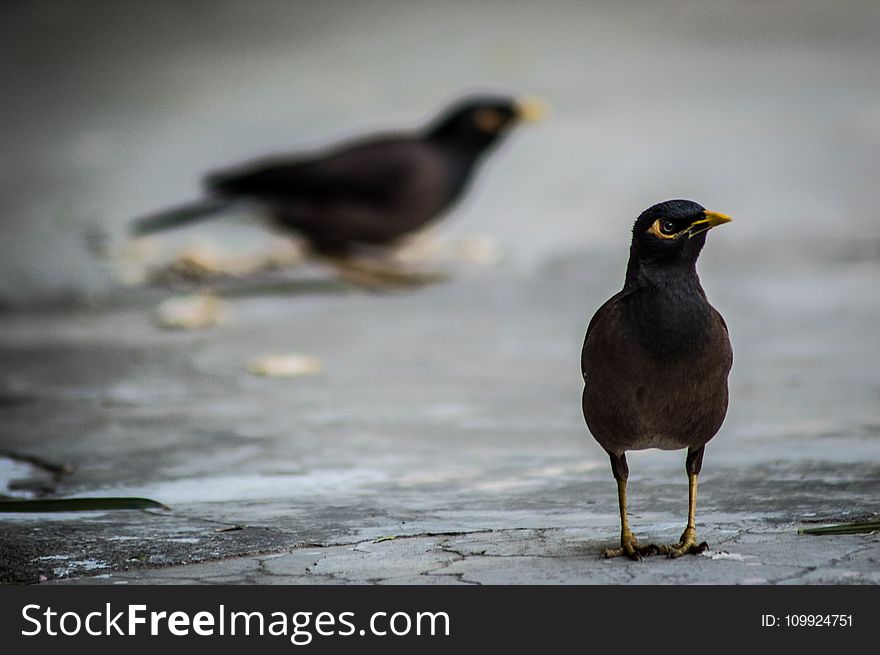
(658, 473), (709, 558)
(329, 257), (448, 290)
(603, 479), (659, 561)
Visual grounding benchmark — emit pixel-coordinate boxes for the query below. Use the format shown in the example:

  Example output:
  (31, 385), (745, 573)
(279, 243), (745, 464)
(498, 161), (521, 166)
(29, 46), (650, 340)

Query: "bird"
(131, 94), (544, 287)
(581, 199), (733, 561)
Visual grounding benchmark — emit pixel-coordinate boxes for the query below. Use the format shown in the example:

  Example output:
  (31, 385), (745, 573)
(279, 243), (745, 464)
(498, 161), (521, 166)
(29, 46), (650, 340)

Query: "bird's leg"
(603, 452), (658, 561)
(657, 473), (708, 558)
(329, 256), (448, 290)
(602, 478), (642, 561)
(658, 447), (710, 559)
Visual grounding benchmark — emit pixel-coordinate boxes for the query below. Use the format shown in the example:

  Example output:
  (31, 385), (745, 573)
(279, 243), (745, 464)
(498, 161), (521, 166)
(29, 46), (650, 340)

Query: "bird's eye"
(474, 109), (504, 133)
(660, 220), (677, 235)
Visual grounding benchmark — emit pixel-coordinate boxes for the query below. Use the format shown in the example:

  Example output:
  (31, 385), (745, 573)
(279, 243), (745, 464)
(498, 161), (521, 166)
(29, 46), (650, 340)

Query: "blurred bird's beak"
(515, 97), (548, 122)
(688, 210), (732, 238)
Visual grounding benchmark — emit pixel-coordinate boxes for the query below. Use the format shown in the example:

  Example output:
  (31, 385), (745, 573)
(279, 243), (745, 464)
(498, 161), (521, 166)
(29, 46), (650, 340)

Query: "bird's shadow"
(184, 274), (356, 300)
(150, 270), (446, 300)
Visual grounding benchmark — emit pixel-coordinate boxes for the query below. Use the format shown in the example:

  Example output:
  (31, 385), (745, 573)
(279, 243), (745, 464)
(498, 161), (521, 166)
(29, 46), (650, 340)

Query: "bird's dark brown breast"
(581, 288), (732, 455)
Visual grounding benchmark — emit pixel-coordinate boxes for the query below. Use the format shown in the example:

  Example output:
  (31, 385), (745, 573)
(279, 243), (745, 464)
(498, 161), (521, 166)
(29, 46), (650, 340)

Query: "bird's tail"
(130, 198), (236, 236)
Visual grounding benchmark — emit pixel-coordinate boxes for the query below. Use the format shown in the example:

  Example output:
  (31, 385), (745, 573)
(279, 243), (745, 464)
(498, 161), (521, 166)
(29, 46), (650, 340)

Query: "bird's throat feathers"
(621, 262), (714, 358)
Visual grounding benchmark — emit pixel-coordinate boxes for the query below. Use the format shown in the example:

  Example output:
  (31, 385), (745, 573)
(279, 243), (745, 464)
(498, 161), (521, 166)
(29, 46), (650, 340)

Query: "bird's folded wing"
(205, 138), (422, 204)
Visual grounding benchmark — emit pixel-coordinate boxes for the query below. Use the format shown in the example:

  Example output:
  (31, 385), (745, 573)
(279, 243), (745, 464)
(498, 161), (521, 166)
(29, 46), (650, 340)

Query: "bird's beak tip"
(687, 210), (732, 238)
(515, 96), (548, 123)
(703, 210), (733, 226)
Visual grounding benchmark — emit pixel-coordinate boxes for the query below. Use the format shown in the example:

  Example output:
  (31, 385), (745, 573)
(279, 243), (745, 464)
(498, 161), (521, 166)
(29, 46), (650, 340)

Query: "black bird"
(581, 200), (732, 560)
(132, 95), (543, 285)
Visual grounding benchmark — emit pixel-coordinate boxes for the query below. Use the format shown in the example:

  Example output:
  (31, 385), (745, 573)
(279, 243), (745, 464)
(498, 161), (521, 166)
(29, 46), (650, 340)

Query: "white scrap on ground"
(394, 232), (502, 267)
(155, 294), (228, 329)
(116, 235), (308, 285)
(701, 550), (757, 562)
(247, 354), (323, 378)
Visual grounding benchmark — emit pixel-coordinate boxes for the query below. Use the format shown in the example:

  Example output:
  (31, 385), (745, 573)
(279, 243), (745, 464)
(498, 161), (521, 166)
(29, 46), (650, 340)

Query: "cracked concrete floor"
(3, 0), (880, 585)
(52, 528), (880, 586)
(2, 243), (879, 585)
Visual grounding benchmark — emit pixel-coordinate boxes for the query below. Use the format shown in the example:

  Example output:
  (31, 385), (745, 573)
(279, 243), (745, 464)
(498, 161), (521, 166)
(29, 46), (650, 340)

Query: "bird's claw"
(603, 533), (658, 561)
(657, 527), (709, 559)
(604, 527), (708, 561)
(659, 540), (709, 559)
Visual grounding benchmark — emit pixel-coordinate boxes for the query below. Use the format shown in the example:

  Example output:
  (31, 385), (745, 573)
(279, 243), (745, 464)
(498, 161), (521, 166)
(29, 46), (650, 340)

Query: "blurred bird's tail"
(130, 198), (236, 236)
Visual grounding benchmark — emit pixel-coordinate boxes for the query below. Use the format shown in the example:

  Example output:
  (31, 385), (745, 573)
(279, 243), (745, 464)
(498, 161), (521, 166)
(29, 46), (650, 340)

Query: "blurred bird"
(581, 199), (733, 561)
(132, 95), (544, 286)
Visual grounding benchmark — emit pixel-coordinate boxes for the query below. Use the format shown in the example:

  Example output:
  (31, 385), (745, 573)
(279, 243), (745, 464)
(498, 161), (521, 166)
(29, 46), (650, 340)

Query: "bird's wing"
(712, 306), (729, 334)
(584, 287), (636, 343)
(710, 305), (734, 372)
(205, 137), (425, 204)
(582, 294), (620, 380)
(581, 286), (643, 380)
(584, 298), (614, 344)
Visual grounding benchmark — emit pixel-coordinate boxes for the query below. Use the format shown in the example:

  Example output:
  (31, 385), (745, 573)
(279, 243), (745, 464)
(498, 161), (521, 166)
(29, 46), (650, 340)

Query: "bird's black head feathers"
(626, 199), (730, 280)
(426, 95), (532, 152)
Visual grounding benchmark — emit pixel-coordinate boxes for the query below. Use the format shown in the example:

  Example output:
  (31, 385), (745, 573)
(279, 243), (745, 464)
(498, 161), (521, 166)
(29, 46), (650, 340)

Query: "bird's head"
(628, 199), (731, 272)
(427, 95), (545, 151)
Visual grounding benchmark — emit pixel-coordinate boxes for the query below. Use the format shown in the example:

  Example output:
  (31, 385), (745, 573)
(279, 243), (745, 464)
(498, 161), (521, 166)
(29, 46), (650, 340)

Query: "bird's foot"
(332, 258), (449, 291)
(656, 526), (708, 559)
(603, 532), (659, 562)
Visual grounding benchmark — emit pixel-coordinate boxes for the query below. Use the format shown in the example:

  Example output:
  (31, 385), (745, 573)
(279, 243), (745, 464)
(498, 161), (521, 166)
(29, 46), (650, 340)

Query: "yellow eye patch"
(474, 108), (505, 133)
(647, 219), (682, 240)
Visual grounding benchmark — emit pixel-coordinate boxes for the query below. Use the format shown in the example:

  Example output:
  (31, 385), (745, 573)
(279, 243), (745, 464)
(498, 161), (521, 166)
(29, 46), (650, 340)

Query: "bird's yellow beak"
(688, 210), (732, 238)
(515, 97), (548, 122)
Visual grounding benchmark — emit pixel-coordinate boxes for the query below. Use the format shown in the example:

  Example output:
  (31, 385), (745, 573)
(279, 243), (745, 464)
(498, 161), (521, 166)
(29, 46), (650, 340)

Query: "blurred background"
(2, 0), (879, 302)
(1, 1), (879, 583)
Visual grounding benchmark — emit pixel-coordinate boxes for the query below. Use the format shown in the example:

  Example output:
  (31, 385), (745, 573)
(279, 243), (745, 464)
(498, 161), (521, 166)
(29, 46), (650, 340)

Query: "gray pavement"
(1, 244), (879, 584)
(1, 1), (880, 584)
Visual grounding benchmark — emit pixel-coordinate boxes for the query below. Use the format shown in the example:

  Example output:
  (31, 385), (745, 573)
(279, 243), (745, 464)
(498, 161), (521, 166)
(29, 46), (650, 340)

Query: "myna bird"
(132, 95), (544, 286)
(581, 199), (733, 560)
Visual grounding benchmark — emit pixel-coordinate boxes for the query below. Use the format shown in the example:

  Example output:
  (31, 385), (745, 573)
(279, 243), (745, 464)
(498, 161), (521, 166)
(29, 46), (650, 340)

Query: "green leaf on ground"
(798, 520), (880, 535)
(373, 535), (398, 543)
(0, 497), (170, 513)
